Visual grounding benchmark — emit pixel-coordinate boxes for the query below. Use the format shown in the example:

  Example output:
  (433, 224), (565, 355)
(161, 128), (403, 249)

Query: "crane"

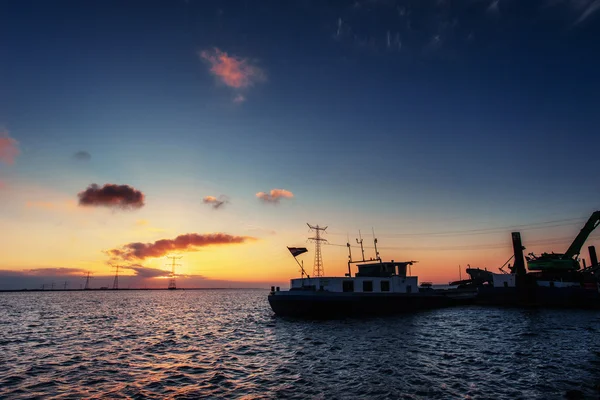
(527, 211), (600, 271)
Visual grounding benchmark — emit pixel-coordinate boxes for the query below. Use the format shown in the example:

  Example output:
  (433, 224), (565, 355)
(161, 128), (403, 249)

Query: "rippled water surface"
(1, 290), (600, 399)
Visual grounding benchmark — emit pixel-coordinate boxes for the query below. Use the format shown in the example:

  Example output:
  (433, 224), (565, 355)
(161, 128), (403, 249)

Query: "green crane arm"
(564, 211), (600, 259)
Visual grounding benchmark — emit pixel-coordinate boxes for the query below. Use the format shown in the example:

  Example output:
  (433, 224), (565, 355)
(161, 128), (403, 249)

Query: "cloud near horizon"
(256, 189), (294, 204)
(0, 131), (19, 165)
(202, 195), (229, 209)
(78, 183), (145, 210)
(0, 268), (283, 290)
(108, 233), (256, 261)
(121, 264), (204, 279)
(3, 267), (89, 276)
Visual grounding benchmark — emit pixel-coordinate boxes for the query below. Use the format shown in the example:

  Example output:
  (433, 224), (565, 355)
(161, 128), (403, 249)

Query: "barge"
(473, 211), (600, 308)
(268, 234), (475, 318)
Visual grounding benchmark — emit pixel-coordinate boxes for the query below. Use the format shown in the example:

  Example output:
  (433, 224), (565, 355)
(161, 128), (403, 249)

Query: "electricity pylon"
(307, 223), (328, 277)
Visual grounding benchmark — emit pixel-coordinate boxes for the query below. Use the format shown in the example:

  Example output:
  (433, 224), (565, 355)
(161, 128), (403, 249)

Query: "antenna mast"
(166, 255), (182, 290)
(356, 230), (365, 262)
(346, 234), (353, 277)
(307, 223), (328, 277)
(372, 227), (381, 262)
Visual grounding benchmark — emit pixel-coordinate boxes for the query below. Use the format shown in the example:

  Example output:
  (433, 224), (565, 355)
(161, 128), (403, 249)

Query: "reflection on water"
(0, 290), (599, 399)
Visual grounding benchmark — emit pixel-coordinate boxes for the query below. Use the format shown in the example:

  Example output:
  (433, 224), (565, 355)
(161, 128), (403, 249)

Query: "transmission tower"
(84, 272), (92, 290)
(112, 264), (120, 290)
(307, 223), (328, 277)
(166, 255), (182, 290)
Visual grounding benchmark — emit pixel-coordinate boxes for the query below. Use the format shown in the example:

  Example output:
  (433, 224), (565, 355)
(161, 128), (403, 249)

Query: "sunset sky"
(1, 0), (599, 289)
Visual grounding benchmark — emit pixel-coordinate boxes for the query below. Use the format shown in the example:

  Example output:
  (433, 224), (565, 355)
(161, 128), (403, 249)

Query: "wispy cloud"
(244, 224), (277, 236)
(202, 195), (229, 210)
(25, 267), (87, 276)
(0, 131), (19, 165)
(72, 150), (91, 161)
(26, 200), (78, 211)
(77, 183), (145, 210)
(256, 189), (294, 204)
(121, 264), (203, 279)
(487, 0), (500, 14)
(200, 48), (266, 89)
(575, 0), (600, 23)
(545, 0), (600, 24)
(233, 94), (246, 103)
(108, 233), (257, 261)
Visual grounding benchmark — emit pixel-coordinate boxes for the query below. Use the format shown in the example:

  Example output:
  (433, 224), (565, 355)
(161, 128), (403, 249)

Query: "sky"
(1, 0), (599, 290)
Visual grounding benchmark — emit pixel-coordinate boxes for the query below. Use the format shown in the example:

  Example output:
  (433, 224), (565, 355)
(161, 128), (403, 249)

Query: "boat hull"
(476, 285), (600, 309)
(268, 291), (475, 318)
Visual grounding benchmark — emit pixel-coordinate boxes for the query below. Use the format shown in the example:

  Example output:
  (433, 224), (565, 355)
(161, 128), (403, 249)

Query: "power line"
(327, 217), (587, 238)
(324, 233), (600, 252)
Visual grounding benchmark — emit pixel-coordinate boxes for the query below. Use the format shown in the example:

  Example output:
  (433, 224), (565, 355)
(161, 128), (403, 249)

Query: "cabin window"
(342, 280), (354, 292)
(406, 285), (412, 293)
(381, 281), (390, 292)
(363, 281), (373, 292)
(503, 282), (508, 288)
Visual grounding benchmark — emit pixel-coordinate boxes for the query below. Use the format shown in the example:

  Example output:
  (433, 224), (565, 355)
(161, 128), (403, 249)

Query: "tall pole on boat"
(372, 228), (381, 262)
(347, 239), (353, 277)
(307, 223), (328, 277)
(287, 247), (309, 282)
(356, 230), (365, 262)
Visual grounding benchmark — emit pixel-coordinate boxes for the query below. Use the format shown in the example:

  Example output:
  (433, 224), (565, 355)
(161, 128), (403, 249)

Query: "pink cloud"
(256, 189), (294, 204)
(0, 132), (19, 165)
(200, 48), (266, 89)
(108, 232), (256, 260)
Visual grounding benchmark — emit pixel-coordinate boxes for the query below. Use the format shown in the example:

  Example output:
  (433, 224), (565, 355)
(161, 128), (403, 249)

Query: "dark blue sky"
(1, 0), (600, 286)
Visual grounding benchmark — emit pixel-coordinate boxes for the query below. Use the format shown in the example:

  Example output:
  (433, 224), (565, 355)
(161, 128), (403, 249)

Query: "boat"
(268, 233), (476, 318)
(473, 216), (600, 309)
(449, 266), (493, 287)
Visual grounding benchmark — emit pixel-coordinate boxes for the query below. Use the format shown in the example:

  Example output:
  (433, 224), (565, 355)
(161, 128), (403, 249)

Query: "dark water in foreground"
(1, 290), (600, 399)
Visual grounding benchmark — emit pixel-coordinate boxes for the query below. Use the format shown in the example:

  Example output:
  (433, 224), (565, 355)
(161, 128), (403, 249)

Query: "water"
(1, 290), (599, 399)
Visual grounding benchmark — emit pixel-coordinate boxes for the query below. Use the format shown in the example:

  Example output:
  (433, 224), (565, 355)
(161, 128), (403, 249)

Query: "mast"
(372, 228), (381, 262)
(346, 239), (353, 277)
(356, 230), (365, 262)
